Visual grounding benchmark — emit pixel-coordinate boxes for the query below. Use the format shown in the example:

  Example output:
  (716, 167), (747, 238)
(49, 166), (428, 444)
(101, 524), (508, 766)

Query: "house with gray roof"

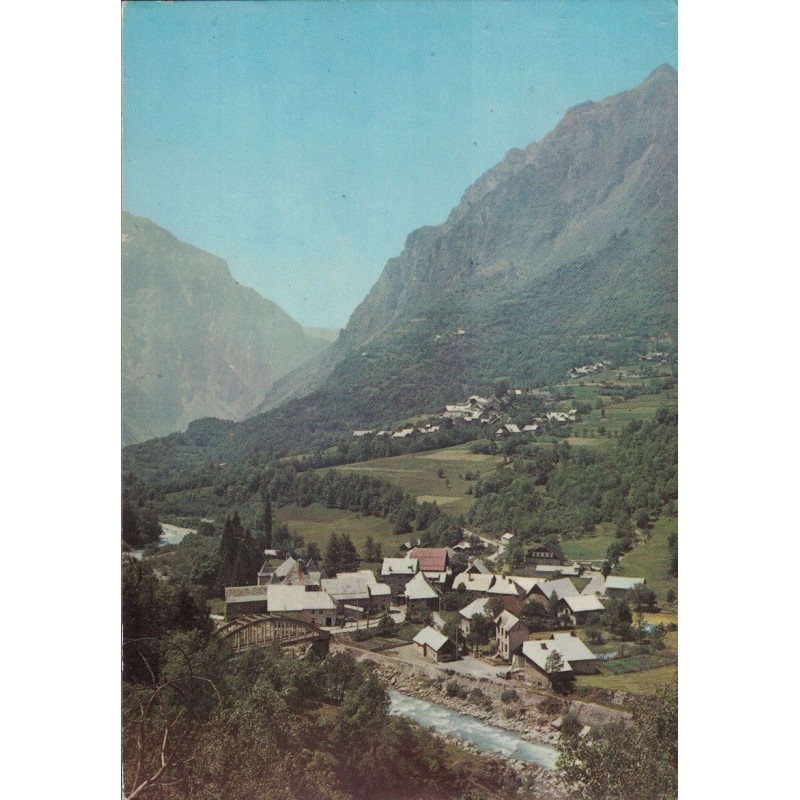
(381, 557), (419, 599)
(320, 571), (391, 617)
(404, 571), (442, 614)
(558, 594), (605, 627)
(412, 626), (458, 662)
(224, 584), (337, 626)
(458, 597), (490, 636)
(520, 632), (598, 686)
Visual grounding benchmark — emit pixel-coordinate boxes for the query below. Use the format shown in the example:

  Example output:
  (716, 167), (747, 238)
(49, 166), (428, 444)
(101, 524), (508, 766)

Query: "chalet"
(381, 557), (419, 600)
(458, 597), (490, 637)
(519, 632), (598, 685)
(407, 547), (451, 586)
(557, 595), (605, 627)
(404, 571), (442, 613)
(224, 584), (337, 626)
(500, 532), (515, 544)
(352, 430), (374, 437)
(522, 423), (539, 433)
(392, 428), (415, 439)
(495, 610), (529, 661)
(526, 541), (566, 565)
(412, 626), (458, 663)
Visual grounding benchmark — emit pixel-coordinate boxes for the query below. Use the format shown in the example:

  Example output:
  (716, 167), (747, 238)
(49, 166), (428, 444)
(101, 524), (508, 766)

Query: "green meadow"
(333, 442), (503, 517)
(616, 516), (677, 601)
(576, 665), (677, 695)
(275, 503), (402, 556)
(561, 526), (616, 561)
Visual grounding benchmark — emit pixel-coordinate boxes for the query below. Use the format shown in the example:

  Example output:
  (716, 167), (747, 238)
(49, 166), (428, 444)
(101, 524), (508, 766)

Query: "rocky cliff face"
(344, 65), (677, 348)
(122, 212), (330, 444)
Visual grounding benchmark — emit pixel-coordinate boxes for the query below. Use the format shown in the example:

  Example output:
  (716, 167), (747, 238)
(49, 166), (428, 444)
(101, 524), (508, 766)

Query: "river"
(128, 522), (196, 560)
(387, 688), (558, 770)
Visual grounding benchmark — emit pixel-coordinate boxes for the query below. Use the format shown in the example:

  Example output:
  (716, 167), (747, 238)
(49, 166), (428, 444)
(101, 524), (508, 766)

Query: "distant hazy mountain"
(125, 65), (677, 470)
(122, 212), (330, 444)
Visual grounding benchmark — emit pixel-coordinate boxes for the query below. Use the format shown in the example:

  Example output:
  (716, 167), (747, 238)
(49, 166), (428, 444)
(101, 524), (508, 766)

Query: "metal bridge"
(215, 614), (331, 657)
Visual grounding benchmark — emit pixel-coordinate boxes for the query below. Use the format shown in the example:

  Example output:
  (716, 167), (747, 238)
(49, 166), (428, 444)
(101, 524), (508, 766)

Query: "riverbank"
(334, 643), (574, 796)
(335, 642), (630, 739)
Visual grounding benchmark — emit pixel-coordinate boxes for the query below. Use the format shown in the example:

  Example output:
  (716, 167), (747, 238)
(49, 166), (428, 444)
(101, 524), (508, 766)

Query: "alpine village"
(122, 66), (678, 800)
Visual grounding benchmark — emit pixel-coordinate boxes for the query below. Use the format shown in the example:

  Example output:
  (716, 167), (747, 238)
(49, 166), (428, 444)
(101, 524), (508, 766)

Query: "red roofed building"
(408, 547), (452, 585)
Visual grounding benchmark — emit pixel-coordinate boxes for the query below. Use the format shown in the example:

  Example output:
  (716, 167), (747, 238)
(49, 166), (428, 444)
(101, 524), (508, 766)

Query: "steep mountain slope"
(345, 64), (676, 348)
(122, 212), (330, 444)
(124, 65), (676, 474)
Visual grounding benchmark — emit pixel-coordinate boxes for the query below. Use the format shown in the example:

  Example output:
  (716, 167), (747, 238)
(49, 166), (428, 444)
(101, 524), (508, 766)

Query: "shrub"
(500, 688), (520, 703)
(560, 713), (583, 737)
(376, 614), (397, 636)
(445, 680), (468, 699)
(469, 687), (485, 700)
(538, 695), (563, 715)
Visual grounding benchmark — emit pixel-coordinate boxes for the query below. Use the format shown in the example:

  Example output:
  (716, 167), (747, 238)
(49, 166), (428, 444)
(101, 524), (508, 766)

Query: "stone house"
(412, 626), (458, 663)
(494, 610), (529, 661)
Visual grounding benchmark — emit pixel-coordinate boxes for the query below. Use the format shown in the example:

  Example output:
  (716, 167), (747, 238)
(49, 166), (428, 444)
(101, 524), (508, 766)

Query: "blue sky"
(123, 0), (677, 328)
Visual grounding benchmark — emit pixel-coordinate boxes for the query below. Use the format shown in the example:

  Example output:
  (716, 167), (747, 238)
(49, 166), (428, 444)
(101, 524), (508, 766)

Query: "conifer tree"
(339, 533), (360, 573)
(324, 532), (341, 577)
(260, 480), (273, 547)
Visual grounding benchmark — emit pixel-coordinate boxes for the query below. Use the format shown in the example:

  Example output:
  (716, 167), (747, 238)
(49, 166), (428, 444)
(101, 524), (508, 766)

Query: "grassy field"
(333, 442), (503, 517)
(275, 503), (402, 556)
(576, 664), (677, 695)
(561, 527), (616, 561)
(616, 516), (677, 601)
(601, 654), (675, 675)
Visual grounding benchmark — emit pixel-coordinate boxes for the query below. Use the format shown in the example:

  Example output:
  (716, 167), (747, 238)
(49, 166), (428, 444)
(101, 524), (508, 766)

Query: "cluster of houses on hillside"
(353, 424), (442, 438)
(353, 393), (579, 440)
(223, 542), (646, 687)
(566, 361), (608, 378)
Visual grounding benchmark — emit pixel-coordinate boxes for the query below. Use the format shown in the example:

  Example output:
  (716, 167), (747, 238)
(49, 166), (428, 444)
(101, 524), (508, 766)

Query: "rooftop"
(408, 547), (449, 573)
(413, 626), (451, 651)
